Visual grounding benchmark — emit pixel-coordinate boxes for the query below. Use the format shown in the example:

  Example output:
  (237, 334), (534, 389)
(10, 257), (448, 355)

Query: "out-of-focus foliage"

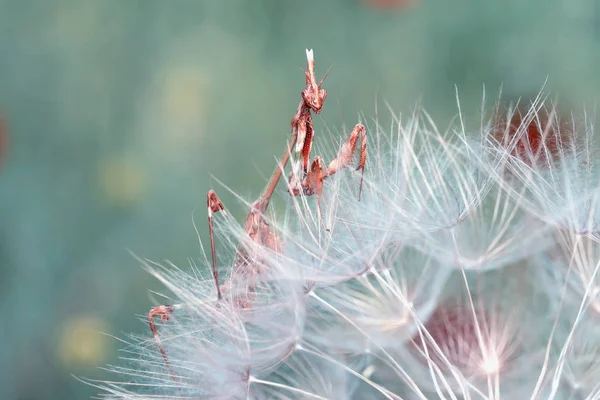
(1, 0), (600, 398)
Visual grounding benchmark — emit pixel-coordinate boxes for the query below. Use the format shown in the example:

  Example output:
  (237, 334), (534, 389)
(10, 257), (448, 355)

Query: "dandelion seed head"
(414, 304), (519, 379)
(94, 52), (600, 400)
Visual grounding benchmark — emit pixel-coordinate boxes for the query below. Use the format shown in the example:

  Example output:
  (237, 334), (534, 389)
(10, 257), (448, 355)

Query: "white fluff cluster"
(93, 89), (600, 399)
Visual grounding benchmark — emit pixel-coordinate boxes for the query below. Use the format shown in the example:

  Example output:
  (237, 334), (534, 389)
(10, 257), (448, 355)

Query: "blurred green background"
(1, 0), (600, 398)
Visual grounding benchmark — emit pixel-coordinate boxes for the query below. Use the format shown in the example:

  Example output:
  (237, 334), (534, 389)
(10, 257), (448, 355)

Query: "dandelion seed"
(559, 318), (600, 398)
(399, 266), (551, 399)
(303, 245), (450, 353)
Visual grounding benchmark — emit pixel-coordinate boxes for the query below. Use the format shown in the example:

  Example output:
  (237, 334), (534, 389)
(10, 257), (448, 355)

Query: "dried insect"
(146, 49), (367, 386)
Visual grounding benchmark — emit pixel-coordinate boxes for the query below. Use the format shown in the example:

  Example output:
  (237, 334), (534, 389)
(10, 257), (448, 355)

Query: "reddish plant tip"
(492, 106), (573, 167)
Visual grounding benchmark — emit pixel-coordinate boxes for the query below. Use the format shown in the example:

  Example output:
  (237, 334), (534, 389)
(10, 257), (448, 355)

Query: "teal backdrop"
(1, 1), (599, 398)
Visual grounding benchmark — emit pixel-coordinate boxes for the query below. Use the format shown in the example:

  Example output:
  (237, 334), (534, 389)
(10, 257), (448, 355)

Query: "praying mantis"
(147, 49), (367, 383)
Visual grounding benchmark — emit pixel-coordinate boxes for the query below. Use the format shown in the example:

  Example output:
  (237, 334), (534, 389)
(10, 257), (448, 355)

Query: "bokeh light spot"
(58, 316), (111, 367)
(98, 157), (146, 206)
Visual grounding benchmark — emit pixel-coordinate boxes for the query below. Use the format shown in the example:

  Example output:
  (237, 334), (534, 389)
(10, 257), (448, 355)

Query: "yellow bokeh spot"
(58, 316), (111, 367)
(162, 67), (209, 123)
(99, 158), (145, 205)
